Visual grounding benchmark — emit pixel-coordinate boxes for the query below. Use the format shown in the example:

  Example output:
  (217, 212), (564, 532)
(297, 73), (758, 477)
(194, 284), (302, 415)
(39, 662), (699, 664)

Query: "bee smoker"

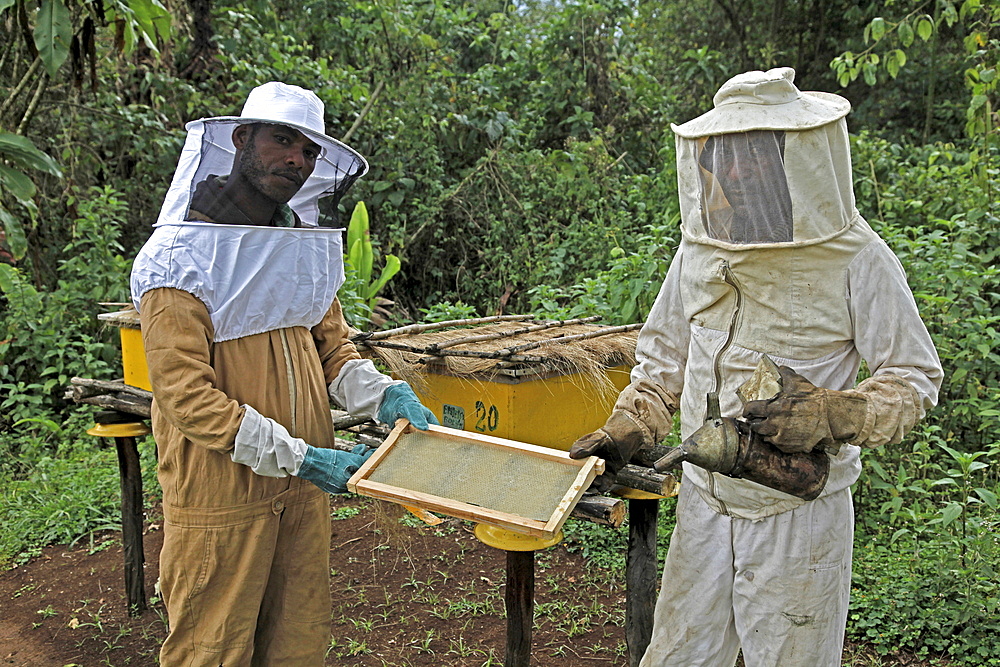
(651, 357), (831, 501)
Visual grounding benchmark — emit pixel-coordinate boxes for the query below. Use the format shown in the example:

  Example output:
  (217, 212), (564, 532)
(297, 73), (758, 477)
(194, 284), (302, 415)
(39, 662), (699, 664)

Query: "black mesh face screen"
(697, 131), (793, 244)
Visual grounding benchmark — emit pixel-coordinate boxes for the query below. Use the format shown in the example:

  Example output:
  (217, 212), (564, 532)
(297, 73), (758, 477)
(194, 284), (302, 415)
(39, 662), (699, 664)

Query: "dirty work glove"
(377, 383), (439, 430)
(569, 411), (646, 478)
(297, 444), (372, 494)
(569, 379), (678, 489)
(742, 366), (869, 454)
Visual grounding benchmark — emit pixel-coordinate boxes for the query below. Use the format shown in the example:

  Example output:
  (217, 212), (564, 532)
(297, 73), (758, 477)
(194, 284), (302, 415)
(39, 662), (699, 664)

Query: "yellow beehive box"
(357, 317), (641, 452)
(98, 308), (151, 391)
(96, 312), (639, 453)
(411, 363), (631, 451)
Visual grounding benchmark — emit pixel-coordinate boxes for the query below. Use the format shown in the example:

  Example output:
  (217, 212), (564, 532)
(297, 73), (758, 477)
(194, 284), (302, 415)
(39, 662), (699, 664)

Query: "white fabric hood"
(675, 120), (858, 249)
(673, 68), (857, 249)
(157, 82), (368, 228)
(131, 222), (345, 342)
(132, 83), (360, 341)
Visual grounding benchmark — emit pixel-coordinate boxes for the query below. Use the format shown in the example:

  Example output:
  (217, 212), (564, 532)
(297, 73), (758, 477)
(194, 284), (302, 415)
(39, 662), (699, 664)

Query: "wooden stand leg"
(505, 550), (534, 667)
(114, 436), (147, 615)
(626, 498), (658, 667)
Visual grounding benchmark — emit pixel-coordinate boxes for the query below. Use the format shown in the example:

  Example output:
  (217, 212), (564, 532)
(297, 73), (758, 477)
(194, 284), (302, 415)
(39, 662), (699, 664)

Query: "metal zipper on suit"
(279, 328), (298, 437)
(707, 259), (744, 516)
(713, 260), (744, 395)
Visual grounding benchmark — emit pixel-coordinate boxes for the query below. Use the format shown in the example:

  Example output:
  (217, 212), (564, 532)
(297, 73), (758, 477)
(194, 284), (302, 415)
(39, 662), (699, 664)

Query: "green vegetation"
(1, 1), (997, 664)
(341, 200), (402, 324)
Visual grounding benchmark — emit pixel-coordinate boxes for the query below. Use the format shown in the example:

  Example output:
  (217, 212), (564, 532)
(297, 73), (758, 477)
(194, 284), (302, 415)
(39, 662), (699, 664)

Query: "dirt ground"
(0, 495), (636, 666)
(0, 495), (945, 667)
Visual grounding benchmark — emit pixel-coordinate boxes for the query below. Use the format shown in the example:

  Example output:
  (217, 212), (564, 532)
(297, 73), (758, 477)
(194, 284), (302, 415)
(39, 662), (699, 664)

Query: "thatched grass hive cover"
(353, 316), (641, 395)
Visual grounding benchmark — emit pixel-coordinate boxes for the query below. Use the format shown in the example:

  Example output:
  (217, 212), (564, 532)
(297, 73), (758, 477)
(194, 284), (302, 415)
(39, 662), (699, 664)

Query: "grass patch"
(0, 433), (160, 568)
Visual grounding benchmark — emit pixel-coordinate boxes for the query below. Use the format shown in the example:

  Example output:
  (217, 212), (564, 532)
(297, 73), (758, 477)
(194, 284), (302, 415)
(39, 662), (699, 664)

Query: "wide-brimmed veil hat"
(671, 67), (851, 138)
(157, 81), (369, 227)
(672, 66), (858, 249)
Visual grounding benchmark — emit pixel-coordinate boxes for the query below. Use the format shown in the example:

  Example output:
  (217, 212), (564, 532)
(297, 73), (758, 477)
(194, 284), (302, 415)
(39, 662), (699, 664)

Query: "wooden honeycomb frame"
(347, 420), (604, 539)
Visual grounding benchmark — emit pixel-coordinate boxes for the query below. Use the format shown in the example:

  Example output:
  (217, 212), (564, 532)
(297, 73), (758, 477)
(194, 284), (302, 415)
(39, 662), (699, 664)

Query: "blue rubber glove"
(377, 383), (440, 430)
(296, 444), (372, 494)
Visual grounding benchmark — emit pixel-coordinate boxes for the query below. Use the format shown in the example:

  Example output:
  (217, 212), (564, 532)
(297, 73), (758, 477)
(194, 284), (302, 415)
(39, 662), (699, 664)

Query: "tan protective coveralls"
(141, 288), (361, 666)
(133, 81), (372, 666)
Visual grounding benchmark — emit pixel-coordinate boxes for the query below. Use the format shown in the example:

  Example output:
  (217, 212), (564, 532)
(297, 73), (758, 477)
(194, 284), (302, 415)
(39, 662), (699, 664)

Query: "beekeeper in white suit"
(130, 81), (437, 666)
(571, 68), (942, 666)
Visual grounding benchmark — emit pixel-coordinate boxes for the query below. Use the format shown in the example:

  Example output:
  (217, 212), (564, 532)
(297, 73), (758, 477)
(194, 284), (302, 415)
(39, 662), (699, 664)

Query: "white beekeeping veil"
(132, 82), (365, 340)
(156, 81), (369, 228)
(672, 68), (856, 248)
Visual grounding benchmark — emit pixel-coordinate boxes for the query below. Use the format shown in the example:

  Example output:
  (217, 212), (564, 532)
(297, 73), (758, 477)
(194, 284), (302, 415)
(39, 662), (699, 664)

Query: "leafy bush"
(527, 220), (679, 325)
(850, 537), (1000, 665)
(0, 186), (131, 430)
(0, 418), (160, 568)
(845, 132), (1000, 664)
(384, 135), (680, 315)
(562, 496), (678, 574)
(851, 133), (1000, 456)
(419, 301), (479, 322)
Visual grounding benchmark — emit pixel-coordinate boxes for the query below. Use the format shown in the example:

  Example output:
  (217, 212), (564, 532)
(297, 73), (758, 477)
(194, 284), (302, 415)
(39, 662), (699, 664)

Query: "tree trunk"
(180, 0), (216, 82)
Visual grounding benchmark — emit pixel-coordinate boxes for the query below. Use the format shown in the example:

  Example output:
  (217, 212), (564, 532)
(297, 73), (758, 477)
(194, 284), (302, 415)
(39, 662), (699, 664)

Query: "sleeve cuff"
(328, 358), (401, 419)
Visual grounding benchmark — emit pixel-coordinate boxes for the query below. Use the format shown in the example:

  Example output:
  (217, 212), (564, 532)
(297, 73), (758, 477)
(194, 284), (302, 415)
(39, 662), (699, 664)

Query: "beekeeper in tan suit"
(131, 82), (437, 666)
(571, 68), (943, 666)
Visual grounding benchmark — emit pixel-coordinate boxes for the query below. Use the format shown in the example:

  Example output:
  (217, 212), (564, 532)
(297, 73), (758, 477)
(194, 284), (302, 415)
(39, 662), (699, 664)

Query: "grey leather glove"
(569, 378), (678, 486)
(569, 411), (646, 476)
(742, 366), (869, 453)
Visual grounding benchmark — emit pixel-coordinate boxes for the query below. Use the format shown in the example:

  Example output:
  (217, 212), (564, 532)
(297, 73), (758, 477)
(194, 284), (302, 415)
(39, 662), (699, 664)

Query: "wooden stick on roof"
(497, 323), (644, 356)
(355, 314), (535, 342)
(362, 340), (550, 363)
(414, 350), (551, 363)
(425, 316), (602, 352)
(365, 324), (640, 362)
(358, 340), (433, 354)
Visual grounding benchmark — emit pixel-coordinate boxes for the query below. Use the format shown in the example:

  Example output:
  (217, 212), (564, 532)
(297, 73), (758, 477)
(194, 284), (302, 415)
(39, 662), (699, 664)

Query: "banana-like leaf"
(34, 0), (72, 77)
(0, 0), (16, 13)
(0, 204), (27, 261)
(348, 238), (362, 271)
(347, 240), (368, 282)
(359, 238), (374, 291)
(0, 165), (37, 202)
(346, 201), (369, 260)
(0, 133), (63, 176)
(347, 238), (374, 287)
(366, 254), (401, 306)
(130, 0), (171, 52)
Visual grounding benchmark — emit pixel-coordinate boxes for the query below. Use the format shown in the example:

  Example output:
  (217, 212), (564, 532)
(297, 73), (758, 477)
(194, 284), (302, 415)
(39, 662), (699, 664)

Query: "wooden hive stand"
(353, 315), (679, 666)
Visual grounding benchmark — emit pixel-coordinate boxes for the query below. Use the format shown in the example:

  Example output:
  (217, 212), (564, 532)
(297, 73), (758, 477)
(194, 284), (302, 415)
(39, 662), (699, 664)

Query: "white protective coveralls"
(130, 82), (409, 665)
(632, 69), (943, 666)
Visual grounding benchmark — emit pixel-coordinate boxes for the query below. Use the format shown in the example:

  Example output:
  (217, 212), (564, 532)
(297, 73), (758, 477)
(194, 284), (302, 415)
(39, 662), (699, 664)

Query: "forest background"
(0, 0), (998, 664)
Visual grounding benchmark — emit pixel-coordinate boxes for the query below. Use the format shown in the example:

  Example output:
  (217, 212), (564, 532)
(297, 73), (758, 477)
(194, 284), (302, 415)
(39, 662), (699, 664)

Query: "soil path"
(1, 496), (631, 666)
(0, 496), (945, 666)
